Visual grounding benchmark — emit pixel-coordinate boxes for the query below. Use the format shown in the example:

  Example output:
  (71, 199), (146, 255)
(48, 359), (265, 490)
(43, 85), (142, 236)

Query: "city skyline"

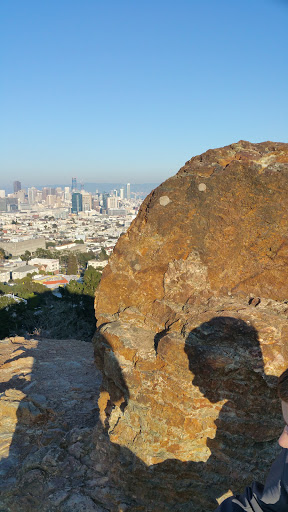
(0, 178), (151, 215)
(1, 0), (287, 186)
(0, 180), (158, 196)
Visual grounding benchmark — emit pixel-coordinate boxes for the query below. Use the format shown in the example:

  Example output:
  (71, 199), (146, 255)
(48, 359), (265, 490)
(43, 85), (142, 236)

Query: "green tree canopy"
(98, 247), (109, 261)
(67, 254), (78, 275)
(20, 250), (31, 263)
(66, 279), (83, 295)
(76, 251), (95, 267)
(82, 267), (101, 297)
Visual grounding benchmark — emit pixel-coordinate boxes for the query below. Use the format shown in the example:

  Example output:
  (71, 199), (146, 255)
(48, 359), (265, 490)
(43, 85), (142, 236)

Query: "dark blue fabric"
(214, 449), (288, 512)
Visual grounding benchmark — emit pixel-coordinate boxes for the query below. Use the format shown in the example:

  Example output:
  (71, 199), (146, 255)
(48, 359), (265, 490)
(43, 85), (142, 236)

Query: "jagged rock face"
(94, 141), (288, 510)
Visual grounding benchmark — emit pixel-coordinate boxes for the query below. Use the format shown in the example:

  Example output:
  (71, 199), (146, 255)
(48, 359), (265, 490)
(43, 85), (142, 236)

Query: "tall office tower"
(81, 192), (92, 212)
(28, 187), (37, 204)
(107, 196), (118, 209)
(36, 192), (42, 203)
(17, 190), (26, 202)
(64, 186), (70, 201)
(92, 198), (100, 210)
(46, 195), (57, 207)
(102, 193), (109, 209)
(42, 187), (49, 200)
(13, 181), (21, 193)
(0, 190), (5, 198)
(119, 187), (124, 199)
(72, 177), (77, 191)
(71, 192), (83, 214)
(126, 183), (131, 200)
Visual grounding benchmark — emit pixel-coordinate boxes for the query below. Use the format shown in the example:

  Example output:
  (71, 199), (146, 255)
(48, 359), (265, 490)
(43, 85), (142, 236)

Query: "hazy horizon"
(0, 181), (160, 196)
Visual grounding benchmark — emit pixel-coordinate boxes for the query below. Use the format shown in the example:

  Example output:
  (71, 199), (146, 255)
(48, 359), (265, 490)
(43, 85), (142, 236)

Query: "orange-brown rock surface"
(94, 141), (288, 510)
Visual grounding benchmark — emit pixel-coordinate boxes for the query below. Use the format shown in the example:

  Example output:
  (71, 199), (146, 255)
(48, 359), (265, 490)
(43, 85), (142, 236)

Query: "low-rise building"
(0, 270), (10, 282)
(88, 260), (108, 269)
(30, 258), (59, 274)
(33, 273), (79, 290)
(12, 265), (39, 280)
(0, 237), (46, 257)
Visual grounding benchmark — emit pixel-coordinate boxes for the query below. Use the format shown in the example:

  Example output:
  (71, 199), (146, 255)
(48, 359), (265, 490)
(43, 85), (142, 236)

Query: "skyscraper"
(64, 186), (70, 201)
(71, 192), (82, 214)
(107, 196), (118, 209)
(42, 187), (50, 200)
(28, 187), (37, 204)
(81, 192), (92, 212)
(13, 181), (21, 193)
(72, 177), (77, 191)
(126, 183), (131, 200)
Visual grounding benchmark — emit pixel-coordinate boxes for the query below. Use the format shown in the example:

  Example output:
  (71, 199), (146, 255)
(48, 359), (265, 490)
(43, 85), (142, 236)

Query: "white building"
(30, 258), (60, 273)
(28, 187), (37, 204)
(12, 265), (39, 280)
(88, 260), (108, 269)
(81, 192), (92, 212)
(107, 196), (119, 209)
(0, 270), (10, 282)
(64, 187), (71, 201)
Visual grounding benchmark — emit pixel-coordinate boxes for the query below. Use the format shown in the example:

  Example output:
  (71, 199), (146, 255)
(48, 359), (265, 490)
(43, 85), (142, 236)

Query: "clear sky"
(1, 0), (287, 188)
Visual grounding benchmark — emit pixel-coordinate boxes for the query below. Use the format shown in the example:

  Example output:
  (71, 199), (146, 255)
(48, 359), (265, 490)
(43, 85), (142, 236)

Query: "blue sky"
(1, 0), (287, 188)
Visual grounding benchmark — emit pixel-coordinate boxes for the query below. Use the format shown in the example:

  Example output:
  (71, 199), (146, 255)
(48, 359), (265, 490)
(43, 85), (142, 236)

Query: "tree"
(98, 247), (109, 261)
(82, 267), (101, 296)
(35, 248), (53, 258)
(59, 253), (69, 265)
(0, 248), (5, 261)
(20, 250), (31, 265)
(67, 254), (78, 275)
(76, 251), (95, 268)
(66, 279), (83, 295)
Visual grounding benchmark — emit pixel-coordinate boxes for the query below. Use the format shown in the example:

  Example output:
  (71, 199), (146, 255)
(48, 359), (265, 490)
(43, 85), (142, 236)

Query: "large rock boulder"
(94, 141), (288, 510)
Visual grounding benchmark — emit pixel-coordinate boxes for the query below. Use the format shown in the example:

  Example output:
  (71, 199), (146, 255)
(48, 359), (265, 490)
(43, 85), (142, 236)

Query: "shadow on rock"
(91, 316), (282, 511)
(0, 323), (102, 511)
(0, 315), (283, 511)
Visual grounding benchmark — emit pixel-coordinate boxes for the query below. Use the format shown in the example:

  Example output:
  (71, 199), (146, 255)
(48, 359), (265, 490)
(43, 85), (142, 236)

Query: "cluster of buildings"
(0, 257), (60, 282)
(71, 178), (131, 216)
(0, 178), (144, 290)
(0, 179), (134, 216)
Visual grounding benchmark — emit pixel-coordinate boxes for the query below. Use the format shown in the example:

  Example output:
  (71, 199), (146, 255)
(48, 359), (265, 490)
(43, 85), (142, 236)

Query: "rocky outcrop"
(94, 141), (288, 510)
(0, 337), (107, 512)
